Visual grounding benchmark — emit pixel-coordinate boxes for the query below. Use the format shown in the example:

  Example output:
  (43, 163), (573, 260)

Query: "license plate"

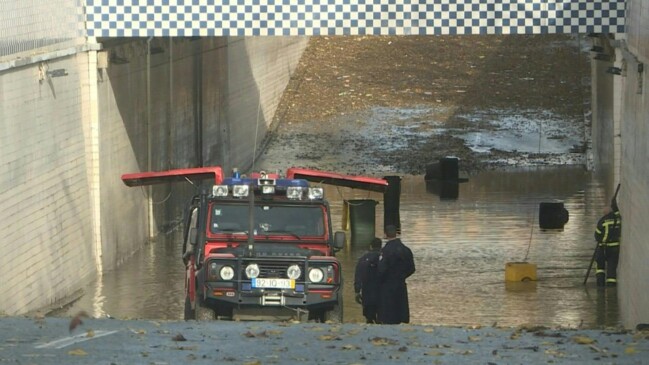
(252, 278), (295, 289)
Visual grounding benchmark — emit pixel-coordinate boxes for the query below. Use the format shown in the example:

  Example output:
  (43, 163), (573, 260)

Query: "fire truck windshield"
(210, 203), (325, 236)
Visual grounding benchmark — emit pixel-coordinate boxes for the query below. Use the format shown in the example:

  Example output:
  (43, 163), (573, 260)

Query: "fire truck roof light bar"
(222, 177), (308, 189)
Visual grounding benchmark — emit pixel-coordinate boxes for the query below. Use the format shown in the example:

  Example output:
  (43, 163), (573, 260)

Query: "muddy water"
(58, 166), (619, 328)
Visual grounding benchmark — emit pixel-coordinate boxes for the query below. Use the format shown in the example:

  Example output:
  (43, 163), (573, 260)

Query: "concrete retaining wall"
(100, 37), (308, 270)
(617, 0), (649, 329)
(590, 53), (617, 186)
(0, 53), (97, 315)
(0, 36), (308, 315)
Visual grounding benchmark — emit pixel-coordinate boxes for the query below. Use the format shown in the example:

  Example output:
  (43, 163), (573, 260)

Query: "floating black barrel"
(347, 199), (378, 246)
(539, 201), (569, 230)
(383, 176), (401, 234)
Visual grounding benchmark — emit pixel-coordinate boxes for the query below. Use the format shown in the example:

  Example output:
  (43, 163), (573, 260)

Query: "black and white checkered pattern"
(85, 0), (626, 37)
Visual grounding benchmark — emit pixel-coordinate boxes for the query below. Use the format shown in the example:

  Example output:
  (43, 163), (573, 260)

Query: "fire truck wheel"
(307, 309), (326, 323)
(326, 296), (344, 323)
(216, 307), (233, 320)
(195, 299), (216, 320)
(184, 296), (196, 321)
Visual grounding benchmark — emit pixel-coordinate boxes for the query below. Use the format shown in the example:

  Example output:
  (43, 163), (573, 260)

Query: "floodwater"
(57, 166), (620, 328)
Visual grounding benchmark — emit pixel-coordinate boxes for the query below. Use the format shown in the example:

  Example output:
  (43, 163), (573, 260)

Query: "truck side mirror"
(333, 231), (346, 250)
(189, 227), (198, 245)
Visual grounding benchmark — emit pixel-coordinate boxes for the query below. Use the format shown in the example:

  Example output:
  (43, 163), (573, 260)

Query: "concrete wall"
(0, 53), (97, 314)
(100, 37), (308, 270)
(0, 36), (308, 314)
(590, 49), (616, 186)
(616, 0), (649, 329)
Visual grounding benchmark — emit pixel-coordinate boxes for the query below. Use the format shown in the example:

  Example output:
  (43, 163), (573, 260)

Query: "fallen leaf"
(175, 346), (198, 351)
(534, 331), (565, 338)
(625, 347), (637, 354)
(572, 335), (595, 345)
(318, 334), (341, 341)
(369, 337), (399, 346)
(346, 329), (360, 336)
(589, 344), (605, 353)
(68, 348), (87, 356)
(341, 344), (359, 350)
(86, 329), (94, 338)
(172, 333), (187, 341)
(544, 348), (566, 357)
(424, 351), (445, 356)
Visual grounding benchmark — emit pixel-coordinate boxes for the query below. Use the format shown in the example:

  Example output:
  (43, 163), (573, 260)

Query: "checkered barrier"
(84, 0), (626, 37)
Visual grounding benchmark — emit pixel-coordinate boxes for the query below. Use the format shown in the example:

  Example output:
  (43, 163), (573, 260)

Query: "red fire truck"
(121, 166), (388, 322)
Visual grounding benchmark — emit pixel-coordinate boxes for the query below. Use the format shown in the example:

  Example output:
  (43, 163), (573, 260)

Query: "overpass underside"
(86, 0), (625, 37)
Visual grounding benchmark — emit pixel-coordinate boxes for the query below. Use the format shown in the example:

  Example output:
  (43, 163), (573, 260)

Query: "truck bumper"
(204, 283), (339, 310)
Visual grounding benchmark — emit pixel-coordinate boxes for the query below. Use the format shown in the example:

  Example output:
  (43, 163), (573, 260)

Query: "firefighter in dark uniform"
(354, 237), (382, 323)
(377, 225), (415, 324)
(594, 201), (621, 287)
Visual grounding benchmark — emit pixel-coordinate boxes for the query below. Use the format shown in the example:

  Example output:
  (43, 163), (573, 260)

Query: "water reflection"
(59, 166), (620, 328)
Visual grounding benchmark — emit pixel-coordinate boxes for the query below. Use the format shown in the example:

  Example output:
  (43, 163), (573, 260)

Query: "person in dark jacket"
(354, 237), (382, 323)
(377, 225), (415, 324)
(594, 201), (621, 287)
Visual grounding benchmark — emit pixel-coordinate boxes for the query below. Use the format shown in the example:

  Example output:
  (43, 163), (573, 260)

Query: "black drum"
(539, 201), (569, 230)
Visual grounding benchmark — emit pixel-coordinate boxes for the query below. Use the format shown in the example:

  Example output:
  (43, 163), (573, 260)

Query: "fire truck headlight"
(261, 185), (275, 195)
(287, 265), (301, 280)
(308, 268), (324, 283)
(212, 185), (229, 197)
(286, 187), (303, 200)
(219, 265), (235, 280)
(307, 188), (324, 200)
(232, 185), (249, 197)
(245, 264), (260, 279)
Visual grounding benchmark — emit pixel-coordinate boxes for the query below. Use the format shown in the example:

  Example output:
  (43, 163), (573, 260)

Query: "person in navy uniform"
(377, 225), (415, 324)
(594, 200), (622, 287)
(354, 237), (382, 323)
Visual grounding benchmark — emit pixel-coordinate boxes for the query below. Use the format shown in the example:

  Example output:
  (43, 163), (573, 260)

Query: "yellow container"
(505, 262), (538, 282)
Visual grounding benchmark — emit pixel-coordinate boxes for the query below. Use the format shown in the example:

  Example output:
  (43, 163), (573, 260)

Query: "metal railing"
(0, 0), (85, 59)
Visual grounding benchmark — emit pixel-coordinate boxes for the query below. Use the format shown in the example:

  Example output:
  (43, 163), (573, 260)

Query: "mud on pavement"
(2, 316), (648, 364)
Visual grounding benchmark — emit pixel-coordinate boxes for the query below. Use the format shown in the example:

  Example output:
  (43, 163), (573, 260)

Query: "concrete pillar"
(83, 39), (104, 275)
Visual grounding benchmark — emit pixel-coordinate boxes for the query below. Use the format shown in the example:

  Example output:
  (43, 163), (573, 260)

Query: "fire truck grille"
(241, 261), (305, 280)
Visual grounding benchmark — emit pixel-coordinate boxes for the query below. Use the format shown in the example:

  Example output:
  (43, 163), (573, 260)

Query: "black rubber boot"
(596, 274), (606, 287)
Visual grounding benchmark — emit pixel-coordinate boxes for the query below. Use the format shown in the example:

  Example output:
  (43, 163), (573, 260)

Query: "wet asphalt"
(1, 316), (647, 364)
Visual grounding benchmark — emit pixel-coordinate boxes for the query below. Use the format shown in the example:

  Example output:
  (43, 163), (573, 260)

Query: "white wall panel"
(0, 54), (96, 315)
